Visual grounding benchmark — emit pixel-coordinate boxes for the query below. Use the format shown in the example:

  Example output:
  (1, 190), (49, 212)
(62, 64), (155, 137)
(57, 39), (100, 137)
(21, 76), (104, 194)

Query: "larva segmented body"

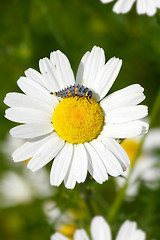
(50, 84), (92, 100)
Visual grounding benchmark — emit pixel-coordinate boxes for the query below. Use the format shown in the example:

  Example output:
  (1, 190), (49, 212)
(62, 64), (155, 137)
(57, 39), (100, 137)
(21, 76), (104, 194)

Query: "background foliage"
(0, 0), (160, 240)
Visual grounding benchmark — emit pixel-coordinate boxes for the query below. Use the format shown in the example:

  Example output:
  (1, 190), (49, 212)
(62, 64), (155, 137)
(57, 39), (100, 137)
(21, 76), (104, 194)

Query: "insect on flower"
(50, 84), (92, 103)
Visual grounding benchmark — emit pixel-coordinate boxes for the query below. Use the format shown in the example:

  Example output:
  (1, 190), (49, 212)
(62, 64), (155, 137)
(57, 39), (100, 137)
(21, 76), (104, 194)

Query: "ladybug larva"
(50, 84), (92, 102)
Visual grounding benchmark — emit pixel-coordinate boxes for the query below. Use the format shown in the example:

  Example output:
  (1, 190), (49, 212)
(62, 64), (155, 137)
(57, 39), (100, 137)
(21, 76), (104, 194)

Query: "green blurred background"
(0, 0), (160, 239)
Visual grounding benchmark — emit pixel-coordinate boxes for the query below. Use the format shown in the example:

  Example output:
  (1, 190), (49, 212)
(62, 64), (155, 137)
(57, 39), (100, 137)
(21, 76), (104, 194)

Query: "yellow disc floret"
(52, 96), (104, 144)
(121, 139), (140, 165)
(58, 223), (76, 240)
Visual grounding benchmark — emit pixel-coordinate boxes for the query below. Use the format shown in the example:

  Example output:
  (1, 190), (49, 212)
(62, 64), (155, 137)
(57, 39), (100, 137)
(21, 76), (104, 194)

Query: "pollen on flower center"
(52, 96), (104, 144)
(68, 105), (87, 127)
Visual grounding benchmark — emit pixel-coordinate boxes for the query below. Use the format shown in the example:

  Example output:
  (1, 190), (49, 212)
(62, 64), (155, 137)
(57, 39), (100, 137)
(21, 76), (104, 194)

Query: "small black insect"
(50, 84), (92, 102)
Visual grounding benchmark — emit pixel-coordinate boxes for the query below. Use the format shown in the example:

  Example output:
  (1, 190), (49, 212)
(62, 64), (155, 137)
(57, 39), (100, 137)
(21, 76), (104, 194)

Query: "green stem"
(107, 182), (128, 224)
(107, 90), (160, 224)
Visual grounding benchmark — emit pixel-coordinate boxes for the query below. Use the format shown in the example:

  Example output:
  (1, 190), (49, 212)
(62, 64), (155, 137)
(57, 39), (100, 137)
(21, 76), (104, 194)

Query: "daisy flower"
(115, 127), (160, 198)
(0, 169), (53, 207)
(0, 134), (53, 207)
(4, 46), (148, 189)
(100, 0), (160, 16)
(51, 215), (146, 240)
(43, 200), (70, 225)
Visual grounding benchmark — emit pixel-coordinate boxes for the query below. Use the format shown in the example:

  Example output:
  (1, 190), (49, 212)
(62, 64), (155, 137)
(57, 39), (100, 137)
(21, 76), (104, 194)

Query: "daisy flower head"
(4, 46), (148, 189)
(100, 0), (160, 16)
(51, 215), (146, 240)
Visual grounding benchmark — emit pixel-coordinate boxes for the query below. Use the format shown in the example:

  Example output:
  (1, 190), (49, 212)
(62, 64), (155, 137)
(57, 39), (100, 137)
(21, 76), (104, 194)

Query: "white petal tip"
(27, 163), (38, 172)
(3, 95), (8, 105)
(11, 156), (18, 163)
(50, 180), (60, 187)
(67, 184), (75, 189)
(9, 128), (14, 137)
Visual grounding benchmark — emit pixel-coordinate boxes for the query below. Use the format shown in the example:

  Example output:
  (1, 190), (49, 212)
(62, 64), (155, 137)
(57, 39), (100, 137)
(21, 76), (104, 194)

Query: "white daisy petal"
(51, 217), (147, 240)
(74, 229), (89, 240)
(100, 0), (114, 3)
(91, 216), (112, 240)
(25, 68), (46, 87)
(50, 143), (73, 187)
(113, 0), (136, 14)
(74, 144), (88, 183)
(134, 231), (146, 240)
(100, 84), (145, 112)
(5, 107), (52, 124)
(90, 140), (123, 176)
(27, 133), (64, 172)
(155, 0), (160, 8)
(105, 105), (148, 124)
(64, 144), (88, 189)
(10, 123), (54, 139)
(50, 50), (75, 87)
(39, 57), (64, 92)
(137, 0), (156, 16)
(116, 220), (146, 240)
(76, 51), (90, 85)
(4, 92), (53, 114)
(17, 77), (58, 107)
(101, 0), (160, 16)
(84, 142), (108, 183)
(81, 46), (105, 90)
(12, 133), (55, 162)
(98, 136), (130, 170)
(93, 57), (122, 101)
(102, 120), (149, 138)
(51, 233), (69, 240)
(116, 221), (136, 239)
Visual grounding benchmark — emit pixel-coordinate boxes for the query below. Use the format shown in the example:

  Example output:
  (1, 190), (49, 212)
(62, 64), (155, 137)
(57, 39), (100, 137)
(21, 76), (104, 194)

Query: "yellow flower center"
(52, 96), (104, 144)
(58, 224), (76, 240)
(121, 139), (140, 165)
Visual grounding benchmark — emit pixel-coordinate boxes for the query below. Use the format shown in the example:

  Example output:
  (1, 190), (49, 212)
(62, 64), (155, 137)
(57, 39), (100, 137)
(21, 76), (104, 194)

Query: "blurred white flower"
(51, 215), (146, 240)
(43, 200), (74, 228)
(43, 201), (64, 225)
(0, 135), (54, 207)
(0, 171), (33, 206)
(1, 134), (25, 159)
(4, 46), (148, 189)
(100, 0), (160, 16)
(0, 168), (54, 207)
(115, 128), (160, 198)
